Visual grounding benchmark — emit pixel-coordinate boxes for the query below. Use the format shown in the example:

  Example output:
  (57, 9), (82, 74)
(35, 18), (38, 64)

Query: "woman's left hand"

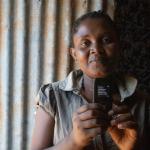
(108, 104), (138, 150)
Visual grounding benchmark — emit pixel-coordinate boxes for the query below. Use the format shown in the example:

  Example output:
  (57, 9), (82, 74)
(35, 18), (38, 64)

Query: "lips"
(89, 57), (99, 63)
(89, 56), (108, 64)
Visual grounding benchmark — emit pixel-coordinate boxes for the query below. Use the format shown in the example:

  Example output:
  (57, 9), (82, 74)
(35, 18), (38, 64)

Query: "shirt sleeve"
(35, 84), (56, 118)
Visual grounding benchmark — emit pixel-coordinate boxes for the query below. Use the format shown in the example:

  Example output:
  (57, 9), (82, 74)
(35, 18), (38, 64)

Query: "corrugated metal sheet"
(0, 0), (115, 149)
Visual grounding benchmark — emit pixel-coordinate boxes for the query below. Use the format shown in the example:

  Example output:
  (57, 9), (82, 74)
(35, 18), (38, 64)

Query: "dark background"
(114, 0), (150, 92)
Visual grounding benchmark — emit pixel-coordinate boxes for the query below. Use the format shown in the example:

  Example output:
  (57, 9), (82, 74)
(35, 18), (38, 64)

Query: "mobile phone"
(93, 78), (113, 112)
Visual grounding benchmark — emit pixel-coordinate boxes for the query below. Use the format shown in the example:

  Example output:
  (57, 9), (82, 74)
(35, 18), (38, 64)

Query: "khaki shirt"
(36, 70), (150, 150)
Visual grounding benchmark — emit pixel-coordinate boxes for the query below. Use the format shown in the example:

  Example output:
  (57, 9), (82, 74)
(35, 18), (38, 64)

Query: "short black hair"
(70, 10), (118, 47)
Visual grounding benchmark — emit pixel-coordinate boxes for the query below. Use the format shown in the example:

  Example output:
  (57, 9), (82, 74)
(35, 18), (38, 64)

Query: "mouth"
(88, 56), (108, 65)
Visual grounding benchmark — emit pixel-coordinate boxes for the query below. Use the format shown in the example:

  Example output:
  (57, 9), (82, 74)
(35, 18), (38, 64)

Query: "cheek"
(76, 49), (89, 62)
(105, 43), (119, 57)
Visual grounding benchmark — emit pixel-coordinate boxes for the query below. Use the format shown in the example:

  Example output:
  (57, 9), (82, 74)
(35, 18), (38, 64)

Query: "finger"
(110, 113), (133, 126)
(117, 121), (138, 129)
(108, 104), (129, 117)
(77, 103), (105, 114)
(86, 127), (102, 138)
(79, 109), (107, 121)
(81, 118), (109, 129)
(81, 119), (100, 128)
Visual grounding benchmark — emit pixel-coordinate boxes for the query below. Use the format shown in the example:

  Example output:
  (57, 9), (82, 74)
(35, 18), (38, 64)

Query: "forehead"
(74, 18), (115, 37)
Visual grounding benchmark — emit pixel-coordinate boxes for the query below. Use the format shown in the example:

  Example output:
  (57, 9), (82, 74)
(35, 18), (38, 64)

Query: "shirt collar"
(59, 70), (138, 101)
(117, 75), (137, 102)
(59, 70), (83, 91)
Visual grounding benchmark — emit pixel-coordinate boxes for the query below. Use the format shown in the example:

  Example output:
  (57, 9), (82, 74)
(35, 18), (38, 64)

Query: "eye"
(102, 36), (112, 44)
(80, 40), (91, 48)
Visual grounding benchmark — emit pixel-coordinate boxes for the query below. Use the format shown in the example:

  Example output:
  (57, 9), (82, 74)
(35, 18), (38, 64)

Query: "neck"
(81, 74), (93, 102)
(83, 74), (94, 91)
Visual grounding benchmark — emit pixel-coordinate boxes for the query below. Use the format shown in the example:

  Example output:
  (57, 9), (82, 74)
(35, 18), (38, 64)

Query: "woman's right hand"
(70, 103), (109, 148)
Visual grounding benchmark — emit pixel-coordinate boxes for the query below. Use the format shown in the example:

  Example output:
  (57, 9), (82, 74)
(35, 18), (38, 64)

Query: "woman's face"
(71, 18), (120, 78)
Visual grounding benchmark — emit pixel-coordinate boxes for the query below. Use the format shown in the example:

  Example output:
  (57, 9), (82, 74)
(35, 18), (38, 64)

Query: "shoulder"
(36, 81), (64, 117)
(39, 80), (64, 94)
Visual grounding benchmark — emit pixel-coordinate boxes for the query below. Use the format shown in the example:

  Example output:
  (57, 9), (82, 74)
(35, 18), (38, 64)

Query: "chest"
(53, 91), (119, 149)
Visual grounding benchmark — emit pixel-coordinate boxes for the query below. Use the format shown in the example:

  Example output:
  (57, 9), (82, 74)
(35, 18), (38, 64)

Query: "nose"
(90, 43), (105, 55)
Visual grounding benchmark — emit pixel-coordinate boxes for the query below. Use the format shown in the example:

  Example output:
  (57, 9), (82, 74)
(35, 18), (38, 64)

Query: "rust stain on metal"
(0, 1), (2, 54)
(0, 0), (115, 149)
(0, 100), (2, 129)
(13, 20), (24, 30)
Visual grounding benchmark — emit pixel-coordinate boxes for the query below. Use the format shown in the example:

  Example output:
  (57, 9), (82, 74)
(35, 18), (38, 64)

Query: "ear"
(69, 47), (77, 61)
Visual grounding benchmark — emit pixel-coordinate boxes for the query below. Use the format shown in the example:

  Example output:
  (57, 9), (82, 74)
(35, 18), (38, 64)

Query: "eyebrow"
(76, 31), (113, 39)
(79, 34), (91, 38)
(74, 32), (90, 37)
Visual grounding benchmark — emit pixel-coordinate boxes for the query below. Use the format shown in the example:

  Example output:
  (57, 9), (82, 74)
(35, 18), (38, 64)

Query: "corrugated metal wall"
(0, 0), (115, 149)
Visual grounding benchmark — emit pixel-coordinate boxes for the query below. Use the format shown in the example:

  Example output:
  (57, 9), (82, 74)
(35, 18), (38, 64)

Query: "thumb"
(108, 126), (123, 143)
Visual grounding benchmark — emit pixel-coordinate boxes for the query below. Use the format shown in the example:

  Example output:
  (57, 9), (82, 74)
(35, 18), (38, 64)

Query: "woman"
(31, 10), (149, 150)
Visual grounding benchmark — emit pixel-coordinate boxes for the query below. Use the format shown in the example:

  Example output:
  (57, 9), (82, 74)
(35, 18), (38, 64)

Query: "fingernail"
(113, 104), (118, 108)
(111, 120), (116, 126)
(112, 115), (117, 119)
(118, 124), (123, 129)
(108, 110), (113, 116)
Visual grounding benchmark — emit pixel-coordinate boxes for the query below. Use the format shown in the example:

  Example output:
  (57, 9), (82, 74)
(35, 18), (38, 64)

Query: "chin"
(91, 66), (111, 78)
(92, 73), (108, 78)
(86, 63), (111, 78)
(88, 70), (110, 79)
